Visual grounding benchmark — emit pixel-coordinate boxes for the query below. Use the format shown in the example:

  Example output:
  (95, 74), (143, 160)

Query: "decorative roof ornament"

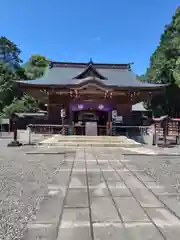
(104, 91), (112, 99)
(49, 61), (53, 69)
(89, 58), (93, 65)
(69, 89), (80, 99)
(128, 91), (140, 101)
(73, 59), (107, 80)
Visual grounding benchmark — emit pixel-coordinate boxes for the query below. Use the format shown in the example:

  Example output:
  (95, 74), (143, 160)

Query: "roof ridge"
(50, 61), (132, 69)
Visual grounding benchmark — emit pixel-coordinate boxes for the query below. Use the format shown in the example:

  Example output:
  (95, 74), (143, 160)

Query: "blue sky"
(1, 0), (179, 74)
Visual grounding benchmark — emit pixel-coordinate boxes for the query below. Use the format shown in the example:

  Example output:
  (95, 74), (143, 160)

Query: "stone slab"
(50, 171), (71, 186)
(158, 225), (180, 240)
(61, 208), (89, 222)
(125, 222), (164, 240)
(87, 171), (103, 180)
(103, 171), (121, 181)
(57, 225), (91, 240)
(65, 188), (88, 207)
(93, 223), (126, 240)
(121, 174), (146, 189)
(89, 183), (110, 197)
(107, 182), (132, 197)
(86, 163), (104, 170)
(87, 172), (105, 186)
(134, 171), (155, 182)
(69, 172), (87, 188)
(34, 192), (64, 223)
(158, 195), (180, 219)
(24, 223), (57, 240)
(109, 163), (126, 170)
(91, 197), (120, 222)
(73, 162), (86, 169)
(131, 188), (164, 207)
(114, 197), (149, 222)
(146, 208), (180, 227)
(143, 181), (175, 195)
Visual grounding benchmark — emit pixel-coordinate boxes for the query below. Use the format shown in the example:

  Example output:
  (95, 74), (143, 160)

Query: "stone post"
(8, 114), (22, 147)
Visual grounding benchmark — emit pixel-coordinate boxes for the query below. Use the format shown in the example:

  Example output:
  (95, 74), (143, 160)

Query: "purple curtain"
(70, 103), (112, 112)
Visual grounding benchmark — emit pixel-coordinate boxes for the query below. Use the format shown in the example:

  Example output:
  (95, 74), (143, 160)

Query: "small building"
(132, 102), (152, 126)
(17, 60), (165, 135)
(9, 112), (48, 130)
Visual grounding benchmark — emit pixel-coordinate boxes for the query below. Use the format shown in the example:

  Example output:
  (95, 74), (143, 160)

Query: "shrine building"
(17, 60), (165, 135)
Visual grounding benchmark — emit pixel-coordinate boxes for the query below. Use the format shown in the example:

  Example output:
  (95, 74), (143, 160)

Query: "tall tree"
(0, 37), (22, 67)
(0, 37), (40, 114)
(145, 6), (180, 116)
(0, 37), (23, 111)
(24, 54), (49, 80)
(0, 62), (20, 111)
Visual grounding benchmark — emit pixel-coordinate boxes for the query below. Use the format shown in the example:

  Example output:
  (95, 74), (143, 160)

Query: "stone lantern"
(8, 113), (22, 147)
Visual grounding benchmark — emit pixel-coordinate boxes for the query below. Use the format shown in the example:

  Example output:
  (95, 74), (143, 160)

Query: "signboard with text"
(115, 116), (123, 123)
(112, 110), (117, 119)
(60, 109), (66, 118)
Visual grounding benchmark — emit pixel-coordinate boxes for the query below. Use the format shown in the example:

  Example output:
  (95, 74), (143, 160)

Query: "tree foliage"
(2, 95), (39, 117)
(0, 37), (48, 116)
(145, 7), (180, 116)
(24, 54), (49, 80)
(0, 62), (17, 110)
(136, 74), (146, 82)
(0, 36), (22, 67)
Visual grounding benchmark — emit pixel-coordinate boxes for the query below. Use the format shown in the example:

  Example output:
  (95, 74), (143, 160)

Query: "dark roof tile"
(18, 61), (166, 89)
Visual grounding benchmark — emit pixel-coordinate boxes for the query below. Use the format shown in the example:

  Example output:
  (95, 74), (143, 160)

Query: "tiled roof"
(17, 61), (166, 89)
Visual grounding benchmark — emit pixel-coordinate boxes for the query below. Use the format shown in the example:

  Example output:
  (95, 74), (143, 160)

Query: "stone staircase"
(38, 135), (141, 147)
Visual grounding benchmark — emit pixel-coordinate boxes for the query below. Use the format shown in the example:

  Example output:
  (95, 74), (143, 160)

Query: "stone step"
(39, 135), (141, 147)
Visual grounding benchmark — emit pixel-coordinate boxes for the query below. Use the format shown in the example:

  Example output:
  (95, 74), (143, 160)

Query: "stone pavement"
(121, 145), (180, 155)
(24, 147), (180, 240)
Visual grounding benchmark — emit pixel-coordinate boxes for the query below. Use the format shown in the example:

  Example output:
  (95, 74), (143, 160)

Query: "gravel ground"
(0, 143), (71, 240)
(123, 155), (180, 198)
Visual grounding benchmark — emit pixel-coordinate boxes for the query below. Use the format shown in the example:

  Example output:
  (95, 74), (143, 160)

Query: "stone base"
(7, 140), (22, 147)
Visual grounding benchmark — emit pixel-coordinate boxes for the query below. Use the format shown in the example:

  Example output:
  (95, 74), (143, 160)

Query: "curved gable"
(73, 61), (107, 80)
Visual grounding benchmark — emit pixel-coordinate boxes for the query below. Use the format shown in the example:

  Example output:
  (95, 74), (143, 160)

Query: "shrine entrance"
(73, 110), (108, 125)
(70, 103), (111, 135)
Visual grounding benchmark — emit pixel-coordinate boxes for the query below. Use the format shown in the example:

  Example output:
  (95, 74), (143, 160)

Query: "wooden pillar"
(47, 93), (50, 121)
(68, 104), (73, 135)
(107, 111), (112, 135)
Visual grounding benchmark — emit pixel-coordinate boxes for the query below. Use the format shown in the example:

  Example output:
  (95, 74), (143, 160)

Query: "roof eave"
(17, 80), (167, 91)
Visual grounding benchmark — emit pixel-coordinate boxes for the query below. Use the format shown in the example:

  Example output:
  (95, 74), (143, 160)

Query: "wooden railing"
(28, 124), (69, 135)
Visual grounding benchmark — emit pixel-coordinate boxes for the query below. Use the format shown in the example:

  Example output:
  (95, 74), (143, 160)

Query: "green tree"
(24, 54), (49, 79)
(2, 95), (39, 117)
(0, 62), (20, 111)
(0, 37), (24, 111)
(145, 6), (180, 116)
(137, 74), (146, 82)
(0, 37), (43, 116)
(0, 36), (22, 67)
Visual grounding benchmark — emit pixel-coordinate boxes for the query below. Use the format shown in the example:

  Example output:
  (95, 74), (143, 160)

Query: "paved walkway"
(24, 147), (180, 240)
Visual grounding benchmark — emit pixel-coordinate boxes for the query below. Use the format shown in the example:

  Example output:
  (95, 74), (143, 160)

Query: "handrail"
(28, 124), (69, 127)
